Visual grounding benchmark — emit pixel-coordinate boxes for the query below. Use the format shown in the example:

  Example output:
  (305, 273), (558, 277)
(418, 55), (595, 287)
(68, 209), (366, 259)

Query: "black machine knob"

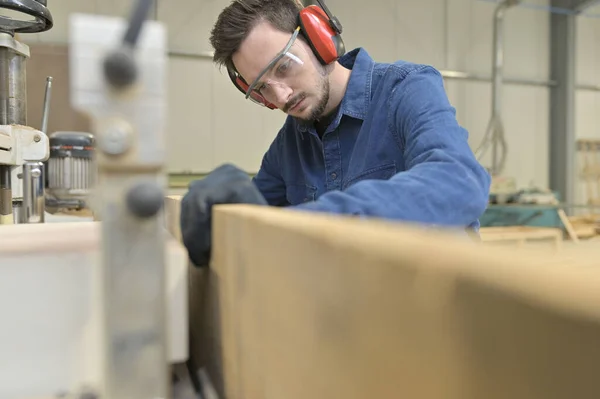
(103, 0), (154, 89)
(126, 181), (164, 219)
(0, 0), (53, 34)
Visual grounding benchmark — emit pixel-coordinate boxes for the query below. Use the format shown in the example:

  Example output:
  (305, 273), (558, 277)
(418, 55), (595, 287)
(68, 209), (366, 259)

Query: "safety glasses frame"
(244, 26), (302, 99)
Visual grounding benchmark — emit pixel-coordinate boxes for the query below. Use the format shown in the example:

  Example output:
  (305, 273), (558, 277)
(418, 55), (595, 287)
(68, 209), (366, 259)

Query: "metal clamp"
(21, 161), (44, 222)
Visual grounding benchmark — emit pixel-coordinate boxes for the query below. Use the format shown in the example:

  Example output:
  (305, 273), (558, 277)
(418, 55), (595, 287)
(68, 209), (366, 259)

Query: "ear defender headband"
(227, 0), (345, 109)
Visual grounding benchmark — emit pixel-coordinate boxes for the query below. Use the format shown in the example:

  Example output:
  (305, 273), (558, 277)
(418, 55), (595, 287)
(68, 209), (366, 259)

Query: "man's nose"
(272, 84), (293, 106)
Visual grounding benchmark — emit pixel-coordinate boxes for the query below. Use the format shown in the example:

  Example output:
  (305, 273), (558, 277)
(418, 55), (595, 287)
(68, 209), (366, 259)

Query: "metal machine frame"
(0, 0), (53, 224)
(68, 0), (173, 397)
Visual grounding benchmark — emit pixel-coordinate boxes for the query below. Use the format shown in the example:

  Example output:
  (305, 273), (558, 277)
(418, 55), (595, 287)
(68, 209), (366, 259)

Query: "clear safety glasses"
(245, 26), (305, 105)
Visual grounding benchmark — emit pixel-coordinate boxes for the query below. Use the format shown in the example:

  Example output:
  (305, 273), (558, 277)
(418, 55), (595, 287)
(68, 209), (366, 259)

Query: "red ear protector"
(227, 0), (344, 109)
(298, 0), (345, 65)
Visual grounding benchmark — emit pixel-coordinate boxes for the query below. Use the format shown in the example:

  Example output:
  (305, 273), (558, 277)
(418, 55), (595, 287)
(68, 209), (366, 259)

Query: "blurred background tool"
(0, 0), (53, 224)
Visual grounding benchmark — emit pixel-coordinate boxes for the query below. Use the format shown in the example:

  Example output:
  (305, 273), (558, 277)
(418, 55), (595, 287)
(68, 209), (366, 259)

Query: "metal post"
(0, 165), (11, 223)
(474, 0), (520, 176)
(490, 2), (508, 174)
(0, 43), (28, 126)
(41, 76), (52, 134)
(0, 36), (27, 224)
(40, 76), (52, 191)
(21, 162), (44, 223)
(549, 2), (577, 206)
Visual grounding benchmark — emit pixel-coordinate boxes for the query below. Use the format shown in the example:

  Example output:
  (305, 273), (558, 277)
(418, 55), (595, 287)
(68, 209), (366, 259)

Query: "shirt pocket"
(286, 183), (317, 205)
(342, 162), (397, 190)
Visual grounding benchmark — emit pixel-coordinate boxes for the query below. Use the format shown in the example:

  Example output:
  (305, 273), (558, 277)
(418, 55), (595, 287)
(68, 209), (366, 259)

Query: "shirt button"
(331, 172), (337, 180)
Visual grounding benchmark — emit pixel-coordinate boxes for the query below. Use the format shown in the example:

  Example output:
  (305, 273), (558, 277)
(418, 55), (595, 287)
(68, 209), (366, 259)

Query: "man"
(180, 0), (491, 267)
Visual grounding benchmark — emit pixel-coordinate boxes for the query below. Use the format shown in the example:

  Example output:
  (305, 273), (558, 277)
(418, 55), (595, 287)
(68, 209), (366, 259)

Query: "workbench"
(481, 203), (562, 228)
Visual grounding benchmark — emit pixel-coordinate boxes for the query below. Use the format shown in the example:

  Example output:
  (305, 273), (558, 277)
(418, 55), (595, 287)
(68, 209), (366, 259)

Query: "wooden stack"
(567, 214), (600, 240)
(577, 139), (600, 207)
(573, 139), (600, 239)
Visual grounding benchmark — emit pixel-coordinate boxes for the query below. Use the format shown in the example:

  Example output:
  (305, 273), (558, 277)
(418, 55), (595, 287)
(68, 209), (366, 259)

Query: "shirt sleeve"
(292, 65), (491, 227)
(252, 131), (289, 207)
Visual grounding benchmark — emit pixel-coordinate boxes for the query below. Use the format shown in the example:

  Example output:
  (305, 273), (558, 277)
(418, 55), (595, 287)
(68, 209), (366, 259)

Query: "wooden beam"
(206, 204), (600, 399)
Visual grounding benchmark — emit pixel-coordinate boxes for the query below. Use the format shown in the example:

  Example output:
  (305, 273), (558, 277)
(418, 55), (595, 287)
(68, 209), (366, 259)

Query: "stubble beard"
(288, 68), (330, 124)
(306, 77), (329, 123)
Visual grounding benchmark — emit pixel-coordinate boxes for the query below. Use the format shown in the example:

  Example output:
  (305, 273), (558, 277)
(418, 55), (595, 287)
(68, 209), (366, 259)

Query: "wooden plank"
(557, 208), (580, 242)
(208, 204), (600, 399)
(165, 195), (183, 241)
(480, 226), (561, 237)
(480, 226), (563, 250)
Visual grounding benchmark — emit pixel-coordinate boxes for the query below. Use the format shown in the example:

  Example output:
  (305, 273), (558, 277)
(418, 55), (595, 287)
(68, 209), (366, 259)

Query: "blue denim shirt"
(252, 47), (491, 230)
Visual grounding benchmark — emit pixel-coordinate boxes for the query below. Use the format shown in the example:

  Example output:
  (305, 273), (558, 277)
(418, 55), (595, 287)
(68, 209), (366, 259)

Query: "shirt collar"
(337, 47), (374, 120)
(295, 47), (374, 133)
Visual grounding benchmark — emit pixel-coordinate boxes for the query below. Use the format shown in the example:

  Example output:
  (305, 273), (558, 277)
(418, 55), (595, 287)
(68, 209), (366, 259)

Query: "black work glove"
(180, 163), (267, 267)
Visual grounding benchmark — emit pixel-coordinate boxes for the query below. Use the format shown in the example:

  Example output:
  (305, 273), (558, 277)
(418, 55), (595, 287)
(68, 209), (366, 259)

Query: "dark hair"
(209, 0), (303, 72)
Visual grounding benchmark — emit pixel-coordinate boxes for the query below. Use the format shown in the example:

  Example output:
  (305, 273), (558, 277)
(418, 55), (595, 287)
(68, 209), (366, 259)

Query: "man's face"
(232, 21), (330, 122)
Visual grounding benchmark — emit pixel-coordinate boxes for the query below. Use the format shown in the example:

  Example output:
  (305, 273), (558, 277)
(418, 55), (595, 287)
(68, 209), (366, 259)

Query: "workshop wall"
(15, 0), (600, 203)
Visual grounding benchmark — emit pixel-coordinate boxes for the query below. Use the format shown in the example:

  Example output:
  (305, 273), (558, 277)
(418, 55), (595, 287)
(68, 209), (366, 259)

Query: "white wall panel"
(448, 0), (550, 78)
(394, 0), (447, 67)
(352, 0), (397, 64)
(446, 0), (474, 72)
(166, 57), (215, 173)
(576, 91), (600, 140)
(576, 12), (600, 86)
(453, 0), (496, 76)
(158, 0), (226, 55)
(503, 84), (550, 188)
(503, 0), (550, 80)
(167, 56), (286, 174)
(94, 0), (135, 18)
(326, 0), (447, 66)
(211, 65), (285, 171)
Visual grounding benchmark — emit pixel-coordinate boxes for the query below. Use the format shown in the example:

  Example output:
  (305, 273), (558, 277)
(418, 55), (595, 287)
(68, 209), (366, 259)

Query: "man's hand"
(180, 163), (267, 267)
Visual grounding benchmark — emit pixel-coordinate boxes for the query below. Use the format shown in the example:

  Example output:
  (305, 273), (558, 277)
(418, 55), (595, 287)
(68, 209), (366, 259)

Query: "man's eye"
(276, 61), (290, 76)
(258, 83), (270, 93)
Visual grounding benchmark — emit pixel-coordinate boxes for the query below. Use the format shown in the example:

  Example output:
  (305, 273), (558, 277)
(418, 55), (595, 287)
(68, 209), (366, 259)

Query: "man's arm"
(252, 131), (289, 207)
(293, 65), (491, 227)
